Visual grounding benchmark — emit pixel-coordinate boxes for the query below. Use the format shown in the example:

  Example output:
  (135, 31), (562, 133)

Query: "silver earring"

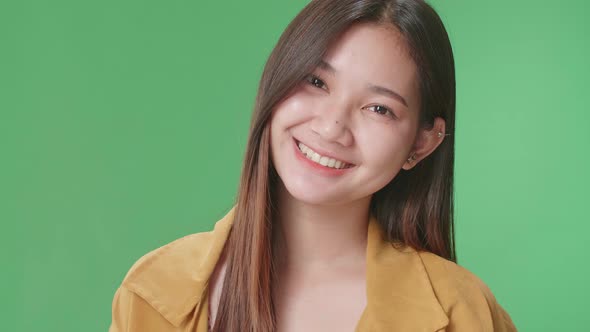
(407, 153), (417, 163)
(437, 132), (450, 138)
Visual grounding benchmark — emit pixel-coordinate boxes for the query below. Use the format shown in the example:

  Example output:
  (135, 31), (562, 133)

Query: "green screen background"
(2, 0), (589, 331)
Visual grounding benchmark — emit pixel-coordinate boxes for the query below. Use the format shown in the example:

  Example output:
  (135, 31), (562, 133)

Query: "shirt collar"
(122, 207), (234, 326)
(123, 207), (449, 330)
(360, 217), (449, 331)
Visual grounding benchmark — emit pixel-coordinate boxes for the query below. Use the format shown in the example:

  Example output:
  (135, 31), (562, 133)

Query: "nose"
(309, 102), (353, 147)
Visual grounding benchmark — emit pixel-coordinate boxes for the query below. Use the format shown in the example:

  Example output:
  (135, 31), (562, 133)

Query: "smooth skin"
(209, 22), (446, 332)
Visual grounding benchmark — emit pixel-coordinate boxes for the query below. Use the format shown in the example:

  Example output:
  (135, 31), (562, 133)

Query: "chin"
(279, 179), (358, 207)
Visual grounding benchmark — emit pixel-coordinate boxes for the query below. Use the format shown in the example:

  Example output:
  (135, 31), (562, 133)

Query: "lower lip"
(292, 139), (354, 177)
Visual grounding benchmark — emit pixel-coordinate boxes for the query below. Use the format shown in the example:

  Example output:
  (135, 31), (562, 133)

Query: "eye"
(305, 74), (328, 90)
(364, 105), (396, 119)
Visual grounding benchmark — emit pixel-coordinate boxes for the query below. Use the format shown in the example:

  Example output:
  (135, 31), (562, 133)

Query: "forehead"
(321, 23), (418, 100)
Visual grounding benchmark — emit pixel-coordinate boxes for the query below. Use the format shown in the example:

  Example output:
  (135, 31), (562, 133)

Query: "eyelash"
(305, 74), (327, 90)
(304, 74), (396, 119)
(365, 105), (396, 119)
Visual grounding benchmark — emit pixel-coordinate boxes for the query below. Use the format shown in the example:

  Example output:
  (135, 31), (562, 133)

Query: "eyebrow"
(317, 60), (409, 108)
(318, 60), (336, 74)
(367, 84), (408, 107)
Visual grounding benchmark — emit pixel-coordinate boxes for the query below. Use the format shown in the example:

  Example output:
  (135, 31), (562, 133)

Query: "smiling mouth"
(295, 140), (354, 169)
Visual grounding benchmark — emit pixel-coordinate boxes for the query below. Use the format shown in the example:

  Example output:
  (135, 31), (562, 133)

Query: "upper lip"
(295, 138), (355, 165)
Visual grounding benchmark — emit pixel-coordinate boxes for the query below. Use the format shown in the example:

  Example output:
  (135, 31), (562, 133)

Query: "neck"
(273, 181), (371, 271)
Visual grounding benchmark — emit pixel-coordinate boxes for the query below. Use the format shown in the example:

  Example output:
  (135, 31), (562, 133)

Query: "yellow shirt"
(109, 207), (516, 331)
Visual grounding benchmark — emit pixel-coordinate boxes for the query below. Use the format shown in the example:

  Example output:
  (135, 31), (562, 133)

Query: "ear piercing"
(437, 132), (451, 138)
(407, 153), (417, 164)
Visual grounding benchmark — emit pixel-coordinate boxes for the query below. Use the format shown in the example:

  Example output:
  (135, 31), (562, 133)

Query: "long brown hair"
(213, 0), (456, 330)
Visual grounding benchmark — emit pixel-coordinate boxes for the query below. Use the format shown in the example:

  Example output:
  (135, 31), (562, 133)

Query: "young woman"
(110, 0), (516, 331)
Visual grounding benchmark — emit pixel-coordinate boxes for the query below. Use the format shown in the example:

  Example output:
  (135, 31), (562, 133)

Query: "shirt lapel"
(122, 207), (235, 327)
(358, 216), (449, 331)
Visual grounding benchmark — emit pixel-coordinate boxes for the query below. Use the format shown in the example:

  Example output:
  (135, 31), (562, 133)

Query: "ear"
(402, 117), (446, 170)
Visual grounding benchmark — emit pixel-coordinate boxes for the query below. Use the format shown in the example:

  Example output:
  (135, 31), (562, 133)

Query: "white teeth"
(297, 141), (351, 169)
(311, 152), (321, 163)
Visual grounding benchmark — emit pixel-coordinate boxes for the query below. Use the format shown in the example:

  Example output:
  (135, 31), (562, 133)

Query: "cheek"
(281, 94), (311, 114)
(269, 97), (308, 155)
(370, 142), (408, 172)
(270, 95), (314, 132)
(360, 135), (412, 193)
(357, 124), (415, 166)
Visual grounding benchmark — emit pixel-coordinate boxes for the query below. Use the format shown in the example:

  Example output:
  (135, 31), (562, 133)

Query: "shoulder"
(109, 207), (235, 329)
(418, 251), (517, 331)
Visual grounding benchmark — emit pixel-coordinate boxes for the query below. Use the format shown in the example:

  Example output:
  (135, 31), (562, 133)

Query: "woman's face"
(270, 23), (435, 206)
